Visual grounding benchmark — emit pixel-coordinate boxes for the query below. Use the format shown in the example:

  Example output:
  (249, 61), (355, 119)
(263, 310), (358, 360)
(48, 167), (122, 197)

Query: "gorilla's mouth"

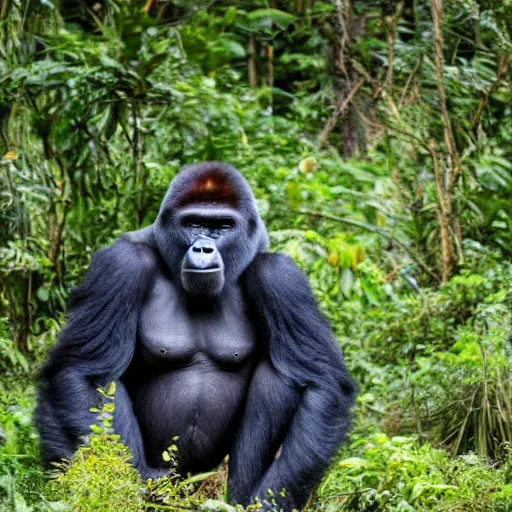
(182, 267), (223, 273)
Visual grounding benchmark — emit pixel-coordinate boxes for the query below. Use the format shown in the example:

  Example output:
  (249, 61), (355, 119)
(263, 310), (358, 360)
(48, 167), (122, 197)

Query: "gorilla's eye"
(182, 216), (206, 230)
(216, 219), (236, 230)
(181, 215), (235, 232)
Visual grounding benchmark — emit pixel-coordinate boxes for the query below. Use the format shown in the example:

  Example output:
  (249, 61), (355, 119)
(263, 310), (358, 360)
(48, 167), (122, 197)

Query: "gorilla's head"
(154, 162), (269, 297)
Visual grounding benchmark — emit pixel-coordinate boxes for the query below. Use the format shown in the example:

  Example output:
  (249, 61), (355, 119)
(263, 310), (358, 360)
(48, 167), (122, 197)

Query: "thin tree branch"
(247, 35), (257, 88)
(334, 0), (350, 80)
(374, 1), (403, 100)
(399, 56), (423, 107)
(428, 139), (453, 283)
(471, 53), (510, 131)
(431, 0), (461, 193)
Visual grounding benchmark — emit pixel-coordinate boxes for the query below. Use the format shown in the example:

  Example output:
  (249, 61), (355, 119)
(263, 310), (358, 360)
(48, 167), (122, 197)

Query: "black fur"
(37, 239), (159, 475)
(229, 253), (355, 510)
(36, 162), (355, 511)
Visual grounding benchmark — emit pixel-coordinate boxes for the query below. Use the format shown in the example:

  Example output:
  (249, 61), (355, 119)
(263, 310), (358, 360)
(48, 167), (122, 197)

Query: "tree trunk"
(248, 36), (257, 88)
(326, 0), (367, 158)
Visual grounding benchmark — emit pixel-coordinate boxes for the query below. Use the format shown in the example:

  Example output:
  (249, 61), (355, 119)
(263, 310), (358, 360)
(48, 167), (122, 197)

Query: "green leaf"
(182, 471), (218, 485)
(224, 6), (237, 24)
(247, 8), (296, 27)
(99, 55), (126, 72)
(199, 499), (236, 512)
(340, 268), (354, 299)
(221, 39), (246, 58)
(338, 457), (369, 468)
(36, 287), (50, 302)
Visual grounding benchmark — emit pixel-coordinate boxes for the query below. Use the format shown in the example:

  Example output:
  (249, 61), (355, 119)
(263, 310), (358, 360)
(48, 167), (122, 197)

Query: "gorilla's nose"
(184, 238), (222, 270)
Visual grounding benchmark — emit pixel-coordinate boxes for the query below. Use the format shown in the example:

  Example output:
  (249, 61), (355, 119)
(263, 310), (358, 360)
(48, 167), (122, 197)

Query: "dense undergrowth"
(2, 0), (512, 511)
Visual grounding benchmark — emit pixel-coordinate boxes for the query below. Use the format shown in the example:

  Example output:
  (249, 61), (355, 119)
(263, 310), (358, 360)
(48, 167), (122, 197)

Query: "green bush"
(317, 433), (512, 511)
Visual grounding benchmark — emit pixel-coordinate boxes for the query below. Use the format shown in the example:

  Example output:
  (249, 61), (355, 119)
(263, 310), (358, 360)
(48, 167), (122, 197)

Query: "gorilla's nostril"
(192, 247), (201, 253)
(203, 247), (214, 254)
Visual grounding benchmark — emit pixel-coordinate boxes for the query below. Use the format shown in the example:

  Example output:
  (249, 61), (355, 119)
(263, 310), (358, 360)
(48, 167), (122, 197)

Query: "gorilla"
(36, 162), (355, 511)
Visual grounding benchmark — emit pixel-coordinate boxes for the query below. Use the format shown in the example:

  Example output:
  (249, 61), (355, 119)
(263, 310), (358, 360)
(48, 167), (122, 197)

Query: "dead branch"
(318, 78), (365, 146)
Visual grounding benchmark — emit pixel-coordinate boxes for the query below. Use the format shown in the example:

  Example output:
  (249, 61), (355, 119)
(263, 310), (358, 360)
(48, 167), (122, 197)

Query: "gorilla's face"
(178, 205), (243, 296)
(154, 163), (269, 297)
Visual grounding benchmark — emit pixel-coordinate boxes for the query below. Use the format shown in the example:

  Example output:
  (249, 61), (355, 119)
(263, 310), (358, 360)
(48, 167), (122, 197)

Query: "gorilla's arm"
(230, 253), (356, 511)
(36, 238), (156, 472)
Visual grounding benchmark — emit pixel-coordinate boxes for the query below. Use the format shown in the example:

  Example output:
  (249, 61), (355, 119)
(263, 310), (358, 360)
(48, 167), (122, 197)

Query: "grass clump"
(51, 385), (145, 512)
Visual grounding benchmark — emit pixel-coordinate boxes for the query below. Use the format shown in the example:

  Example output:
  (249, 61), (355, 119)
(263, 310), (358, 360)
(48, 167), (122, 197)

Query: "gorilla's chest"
(138, 273), (257, 366)
(130, 273), (259, 471)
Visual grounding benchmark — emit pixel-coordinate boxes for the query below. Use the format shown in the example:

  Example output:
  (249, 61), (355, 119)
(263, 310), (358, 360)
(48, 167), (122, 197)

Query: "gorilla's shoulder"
(247, 251), (298, 269)
(122, 225), (156, 247)
(244, 251), (309, 288)
(88, 225), (159, 278)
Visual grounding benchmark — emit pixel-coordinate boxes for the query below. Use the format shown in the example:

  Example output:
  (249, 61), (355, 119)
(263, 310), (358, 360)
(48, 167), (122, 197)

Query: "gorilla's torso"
(123, 257), (259, 473)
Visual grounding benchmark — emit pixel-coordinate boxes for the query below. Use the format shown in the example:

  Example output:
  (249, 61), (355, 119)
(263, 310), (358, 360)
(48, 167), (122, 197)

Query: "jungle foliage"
(1, 0), (512, 510)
